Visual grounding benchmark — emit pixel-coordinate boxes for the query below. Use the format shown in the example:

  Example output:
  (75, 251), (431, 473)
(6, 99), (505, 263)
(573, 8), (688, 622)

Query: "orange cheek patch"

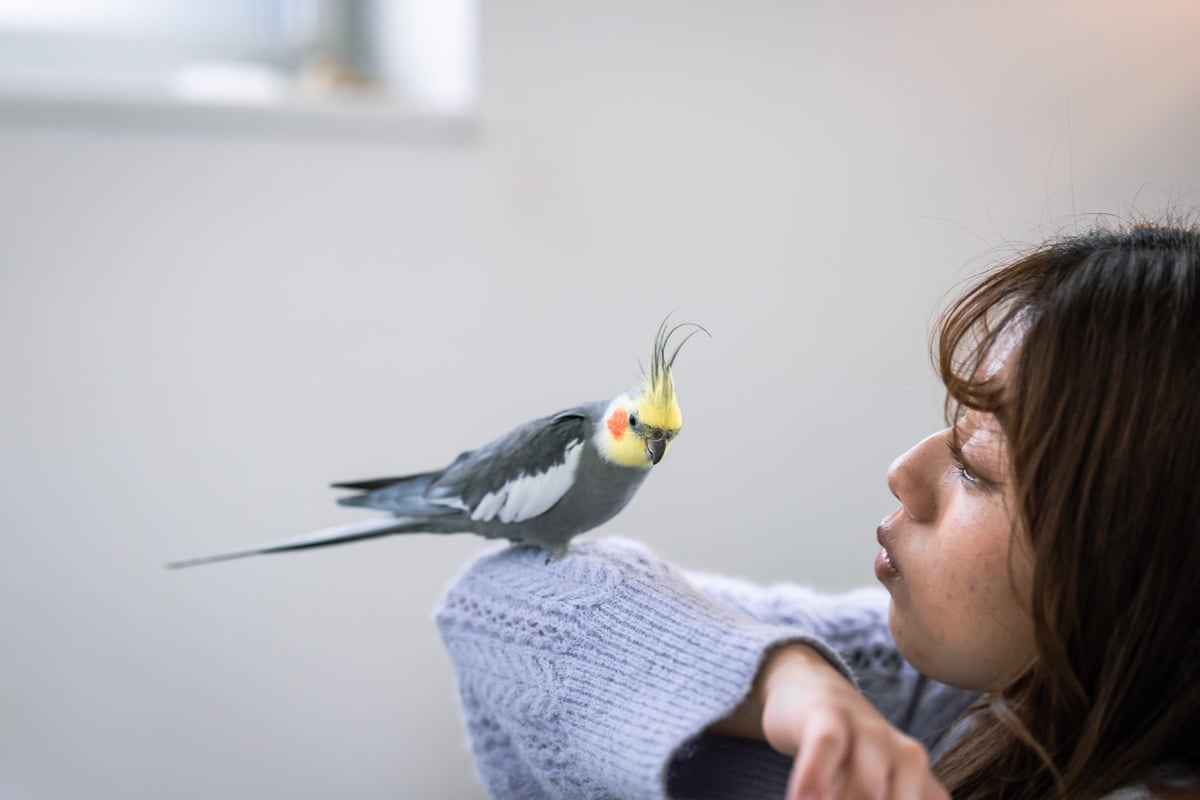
(607, 409), (628, 440)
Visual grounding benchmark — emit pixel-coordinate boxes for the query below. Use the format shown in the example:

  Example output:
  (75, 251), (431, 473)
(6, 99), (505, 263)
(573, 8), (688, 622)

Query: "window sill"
(0, 89), (478, 143)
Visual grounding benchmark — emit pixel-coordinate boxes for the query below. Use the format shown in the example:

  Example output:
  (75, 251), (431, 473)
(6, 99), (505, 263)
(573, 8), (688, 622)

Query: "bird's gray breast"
(499, 441), (650, 548)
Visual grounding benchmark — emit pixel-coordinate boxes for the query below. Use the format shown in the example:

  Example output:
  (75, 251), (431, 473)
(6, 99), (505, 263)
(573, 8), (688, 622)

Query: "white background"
(3, 2), (1199, 798)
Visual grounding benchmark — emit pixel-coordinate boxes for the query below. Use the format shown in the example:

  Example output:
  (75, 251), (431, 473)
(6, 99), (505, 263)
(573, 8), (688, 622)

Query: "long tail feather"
(330, 472), (437, 491)
(165, 517), (410, 569)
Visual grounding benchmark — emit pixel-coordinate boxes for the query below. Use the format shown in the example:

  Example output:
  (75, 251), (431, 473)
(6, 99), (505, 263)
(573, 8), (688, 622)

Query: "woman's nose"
(886, 429), (946, 524)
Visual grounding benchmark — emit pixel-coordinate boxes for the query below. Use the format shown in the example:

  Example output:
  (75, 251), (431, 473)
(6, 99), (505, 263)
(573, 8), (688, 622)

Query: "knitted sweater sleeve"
(435, 538), (974, 800)
(676, 570), (977, 752)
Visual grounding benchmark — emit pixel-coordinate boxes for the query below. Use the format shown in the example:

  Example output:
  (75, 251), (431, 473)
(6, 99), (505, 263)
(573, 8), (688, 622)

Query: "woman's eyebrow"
(959, 406), (1005, 435)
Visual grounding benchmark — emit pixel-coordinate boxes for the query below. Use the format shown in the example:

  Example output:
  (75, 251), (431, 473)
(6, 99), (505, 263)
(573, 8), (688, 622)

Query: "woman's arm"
(436, 538), (857, 799)
(680, 571), (978, 749)
(436, 538), (973, 798)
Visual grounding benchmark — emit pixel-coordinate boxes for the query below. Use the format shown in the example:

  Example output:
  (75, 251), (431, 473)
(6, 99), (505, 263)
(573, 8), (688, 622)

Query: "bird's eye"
(628, 412), (638, 428)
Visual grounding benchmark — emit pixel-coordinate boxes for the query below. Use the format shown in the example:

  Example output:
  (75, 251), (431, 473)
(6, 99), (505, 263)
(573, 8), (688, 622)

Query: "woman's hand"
(712, 643), (948, 800)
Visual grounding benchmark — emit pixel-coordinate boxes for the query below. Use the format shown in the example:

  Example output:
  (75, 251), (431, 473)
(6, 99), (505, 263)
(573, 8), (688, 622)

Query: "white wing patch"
(468, 439), (583, 524)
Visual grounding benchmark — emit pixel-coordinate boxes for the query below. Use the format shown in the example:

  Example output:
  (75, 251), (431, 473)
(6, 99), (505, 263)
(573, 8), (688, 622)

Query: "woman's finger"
(786, 708), (851, 800)
(836, 727), (893, 800)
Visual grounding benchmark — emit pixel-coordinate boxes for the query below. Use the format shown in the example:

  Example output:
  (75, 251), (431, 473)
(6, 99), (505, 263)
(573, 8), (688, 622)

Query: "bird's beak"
(645, 431), (667, 465)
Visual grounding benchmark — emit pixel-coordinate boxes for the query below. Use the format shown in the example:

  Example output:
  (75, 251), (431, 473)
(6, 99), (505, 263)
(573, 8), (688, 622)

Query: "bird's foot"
(543, 544), (572, 565)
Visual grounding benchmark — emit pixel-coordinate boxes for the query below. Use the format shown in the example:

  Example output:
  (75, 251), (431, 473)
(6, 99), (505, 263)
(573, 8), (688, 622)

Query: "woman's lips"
(875, 520), (901, 581)
(874, 546), (901, 581)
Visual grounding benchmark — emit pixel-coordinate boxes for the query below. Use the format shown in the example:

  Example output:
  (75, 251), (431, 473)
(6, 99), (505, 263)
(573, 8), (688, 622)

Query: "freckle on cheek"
(968, 579), (977, 594)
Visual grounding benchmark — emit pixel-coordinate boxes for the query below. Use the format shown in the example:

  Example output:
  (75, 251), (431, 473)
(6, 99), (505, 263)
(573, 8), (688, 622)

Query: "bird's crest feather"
(639, 316), (709, 429)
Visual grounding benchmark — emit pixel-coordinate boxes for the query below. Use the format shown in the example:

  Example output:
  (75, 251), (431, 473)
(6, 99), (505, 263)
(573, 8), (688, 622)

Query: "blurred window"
(0, 0), (476, 116)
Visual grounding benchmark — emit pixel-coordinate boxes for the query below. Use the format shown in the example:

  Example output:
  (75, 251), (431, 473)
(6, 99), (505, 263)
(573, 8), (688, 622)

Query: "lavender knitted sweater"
(435, 538), (975, 799)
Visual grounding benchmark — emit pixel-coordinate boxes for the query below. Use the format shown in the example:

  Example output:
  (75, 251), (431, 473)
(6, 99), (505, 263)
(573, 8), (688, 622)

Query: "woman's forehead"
(982, 310), (1030, 382)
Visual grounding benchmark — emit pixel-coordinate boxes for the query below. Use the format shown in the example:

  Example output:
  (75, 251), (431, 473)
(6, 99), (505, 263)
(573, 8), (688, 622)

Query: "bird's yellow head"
(595, 319), (708, 468)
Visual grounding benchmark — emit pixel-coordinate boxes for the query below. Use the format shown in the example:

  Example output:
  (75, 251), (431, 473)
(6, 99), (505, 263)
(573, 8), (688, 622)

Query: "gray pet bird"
(168, 320), (705, 568)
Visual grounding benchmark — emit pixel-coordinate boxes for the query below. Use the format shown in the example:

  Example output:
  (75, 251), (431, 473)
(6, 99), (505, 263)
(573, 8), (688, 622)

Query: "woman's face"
(876, 406), (1036, 691)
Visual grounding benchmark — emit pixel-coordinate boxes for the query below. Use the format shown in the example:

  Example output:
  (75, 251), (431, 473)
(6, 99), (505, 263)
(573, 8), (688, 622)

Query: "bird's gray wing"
(425, 407), (595, 524)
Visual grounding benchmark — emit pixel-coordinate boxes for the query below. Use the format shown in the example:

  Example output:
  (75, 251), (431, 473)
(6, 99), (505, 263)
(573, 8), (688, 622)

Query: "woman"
(435, 223), (1200, 799)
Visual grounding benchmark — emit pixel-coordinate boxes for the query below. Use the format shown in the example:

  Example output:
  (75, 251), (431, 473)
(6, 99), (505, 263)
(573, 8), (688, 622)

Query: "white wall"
(2, 2), (1198, 798)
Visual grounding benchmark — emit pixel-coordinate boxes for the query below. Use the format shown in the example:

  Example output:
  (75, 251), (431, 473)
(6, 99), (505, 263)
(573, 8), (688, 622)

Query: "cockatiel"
(168, 319), (706, 568)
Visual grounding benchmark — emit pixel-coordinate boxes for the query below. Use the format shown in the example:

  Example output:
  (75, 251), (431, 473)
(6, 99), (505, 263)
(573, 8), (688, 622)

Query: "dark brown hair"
(930, 222), (1200, 799)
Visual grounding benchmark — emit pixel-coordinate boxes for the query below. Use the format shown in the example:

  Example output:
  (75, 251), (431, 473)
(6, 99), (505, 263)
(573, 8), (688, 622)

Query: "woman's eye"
(953, 460), (980, 485)
(947, 441), (984, 488)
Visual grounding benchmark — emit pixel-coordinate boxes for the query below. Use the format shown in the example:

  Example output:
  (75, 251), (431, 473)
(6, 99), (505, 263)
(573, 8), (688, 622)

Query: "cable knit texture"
(436, 538), (1184, 799)
(435, 538), (978, 799)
